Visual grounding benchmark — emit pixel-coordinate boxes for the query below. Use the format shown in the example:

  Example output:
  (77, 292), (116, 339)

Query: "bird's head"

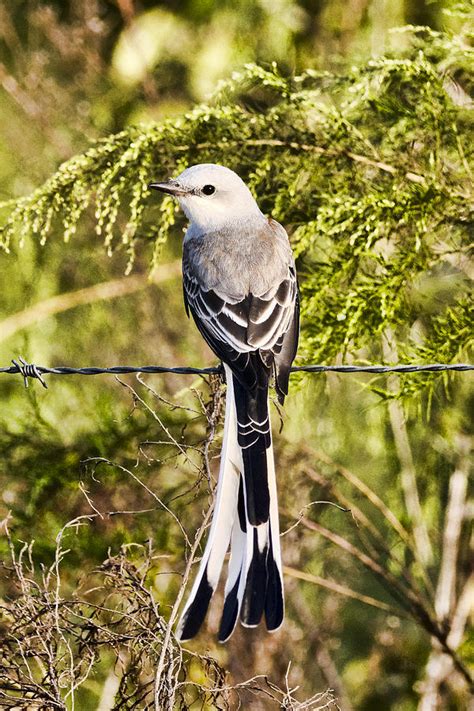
(149, 163), (263, 231)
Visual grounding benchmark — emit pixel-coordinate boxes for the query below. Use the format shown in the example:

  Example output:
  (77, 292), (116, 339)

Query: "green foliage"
(1, 23), (472, 398)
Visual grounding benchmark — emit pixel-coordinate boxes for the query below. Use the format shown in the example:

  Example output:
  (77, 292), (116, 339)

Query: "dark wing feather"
(182, 266), (298, 391)
(273, 289), (299, 403)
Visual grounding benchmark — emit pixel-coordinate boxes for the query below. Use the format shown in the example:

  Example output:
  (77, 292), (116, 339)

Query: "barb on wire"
(10, 357), (48, 389)
(0, 357), (472, 388)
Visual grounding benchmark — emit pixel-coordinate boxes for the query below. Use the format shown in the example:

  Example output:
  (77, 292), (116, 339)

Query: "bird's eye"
(202, 184), (216, 196)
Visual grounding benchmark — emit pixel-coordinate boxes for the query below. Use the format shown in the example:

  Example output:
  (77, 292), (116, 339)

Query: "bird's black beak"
(148, 180), (187, 196)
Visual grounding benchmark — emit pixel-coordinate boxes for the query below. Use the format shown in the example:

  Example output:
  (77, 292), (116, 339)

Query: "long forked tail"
(176, 364), (284, 642)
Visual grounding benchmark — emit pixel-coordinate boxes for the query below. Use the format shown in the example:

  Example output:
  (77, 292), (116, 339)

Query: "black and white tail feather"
(149, 163), (299, 641)
(177, 364), (284, 642)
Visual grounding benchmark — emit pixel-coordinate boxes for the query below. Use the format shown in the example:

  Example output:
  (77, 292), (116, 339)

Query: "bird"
(149, 164), (299, 642)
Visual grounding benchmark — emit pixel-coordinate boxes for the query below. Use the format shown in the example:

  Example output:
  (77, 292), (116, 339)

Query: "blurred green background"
(0, 2), (472, 710)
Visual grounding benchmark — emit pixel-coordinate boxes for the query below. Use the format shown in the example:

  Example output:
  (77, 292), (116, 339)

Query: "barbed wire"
(1, 357), (472, 389)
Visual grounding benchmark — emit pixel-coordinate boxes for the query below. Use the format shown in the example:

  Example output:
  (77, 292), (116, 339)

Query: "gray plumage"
(184, 217), (293, 299)
(149, 163), (299, 641)
(183, 217), (296, 357)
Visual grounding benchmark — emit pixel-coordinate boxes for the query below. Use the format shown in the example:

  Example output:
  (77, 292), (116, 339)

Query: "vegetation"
(0, 1), (472, 709)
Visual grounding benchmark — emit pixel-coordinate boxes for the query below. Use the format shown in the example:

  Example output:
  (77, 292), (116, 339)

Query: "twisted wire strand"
(1, 357), (472, 389)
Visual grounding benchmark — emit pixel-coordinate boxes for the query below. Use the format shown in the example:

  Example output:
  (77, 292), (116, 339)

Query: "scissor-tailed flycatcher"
(149, 164), (299, 641)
